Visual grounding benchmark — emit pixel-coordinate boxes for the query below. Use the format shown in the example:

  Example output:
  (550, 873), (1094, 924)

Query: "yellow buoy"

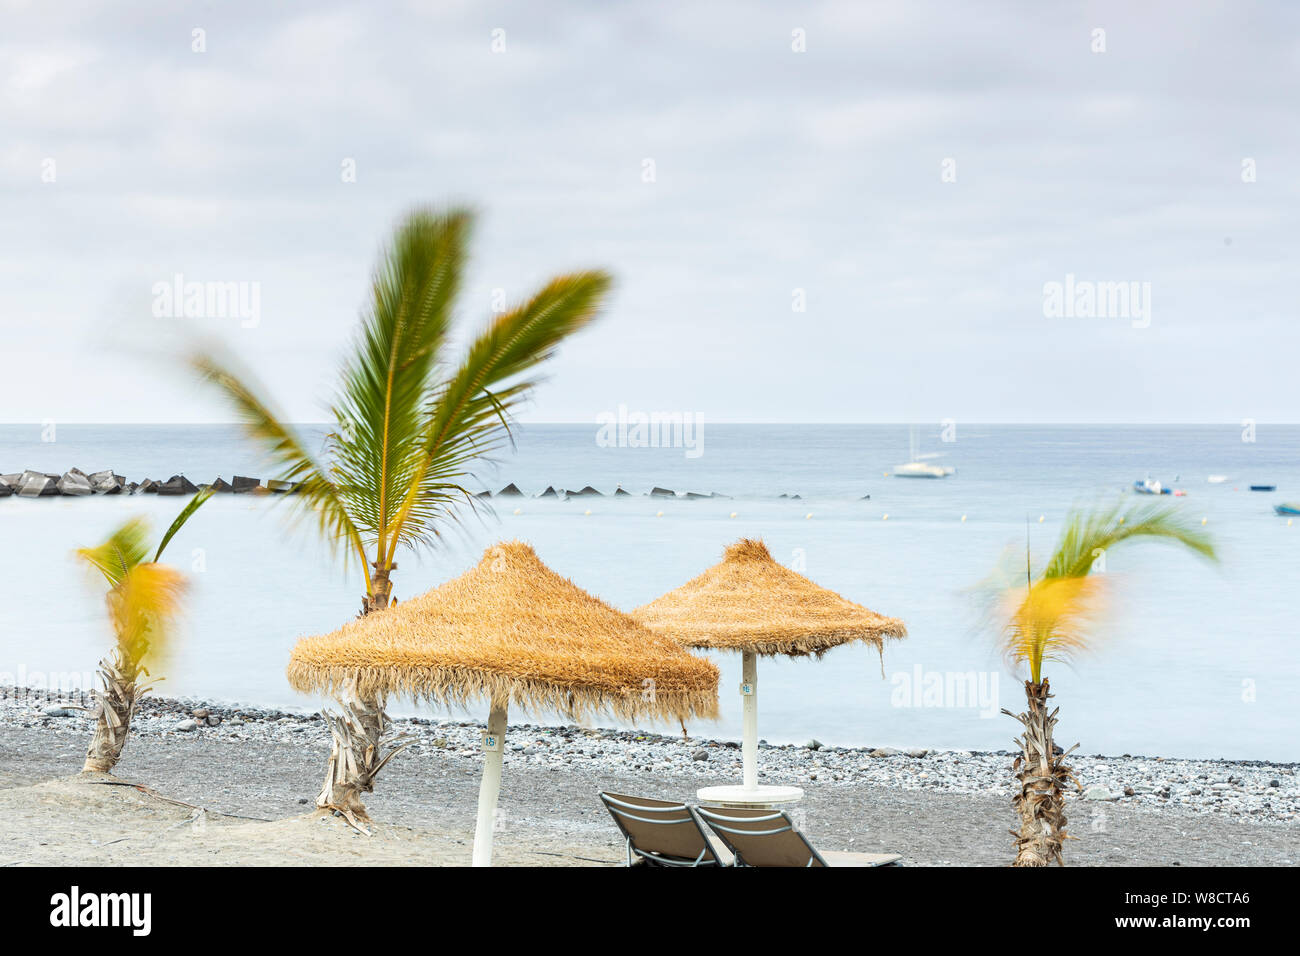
(805, 513), (813, 520)
(730, 511), (738, 518)
(1201, 517), (1208, 525)
(1288, 518), (1294, 527)
(656, 510), (664, 517)
(961, 514), (967, 522)
(1038, 515), (1045, 523)
(513, 508), (522, 515)
(584, 509), (592, 516)
(882, 513), (889, 521)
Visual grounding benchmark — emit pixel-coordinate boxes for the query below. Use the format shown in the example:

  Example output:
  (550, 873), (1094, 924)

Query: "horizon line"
(1, 420), (1297, 428)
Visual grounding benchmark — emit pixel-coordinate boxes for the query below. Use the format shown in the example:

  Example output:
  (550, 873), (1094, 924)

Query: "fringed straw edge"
(682, 620), (908, 658)
(286, 661), (720, 725)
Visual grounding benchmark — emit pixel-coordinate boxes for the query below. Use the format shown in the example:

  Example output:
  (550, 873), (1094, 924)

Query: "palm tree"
(78, 491), (212, 773)
(191, 207), (612, 820)
(991, 500), (1216, 866)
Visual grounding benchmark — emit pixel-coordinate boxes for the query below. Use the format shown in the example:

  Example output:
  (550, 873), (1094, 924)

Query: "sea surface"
(2, 423), (1297, 761)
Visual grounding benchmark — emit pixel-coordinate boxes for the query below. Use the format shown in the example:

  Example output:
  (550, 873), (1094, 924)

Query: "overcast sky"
(2, 0), (1297, 424)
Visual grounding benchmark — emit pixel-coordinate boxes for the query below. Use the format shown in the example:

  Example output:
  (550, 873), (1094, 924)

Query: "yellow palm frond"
(983, 498), (1218, 683)
(75, 519), (151, 587)
(108, 562), (188, 673)
(1003, 575), (1107, 683)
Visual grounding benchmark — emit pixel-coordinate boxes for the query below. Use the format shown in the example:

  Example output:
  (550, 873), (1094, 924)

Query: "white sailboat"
(893, 425), (955, 478)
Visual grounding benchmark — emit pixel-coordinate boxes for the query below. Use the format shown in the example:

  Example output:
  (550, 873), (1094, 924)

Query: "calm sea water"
(2, 423), (1297, 760)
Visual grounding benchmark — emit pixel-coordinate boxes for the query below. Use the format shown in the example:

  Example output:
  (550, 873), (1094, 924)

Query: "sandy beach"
(2, 691), (1295, 867)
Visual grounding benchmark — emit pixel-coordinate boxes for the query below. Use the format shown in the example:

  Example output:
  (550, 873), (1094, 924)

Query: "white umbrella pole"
(472, 701), (509, 867)
(741, 650), (758, 790)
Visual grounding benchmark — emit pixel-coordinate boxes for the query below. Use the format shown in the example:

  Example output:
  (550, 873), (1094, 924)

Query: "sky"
(1, 0), (1298, 424)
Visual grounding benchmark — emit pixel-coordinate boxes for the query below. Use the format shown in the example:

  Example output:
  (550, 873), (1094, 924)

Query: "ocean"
(1, 422), (1296, 760)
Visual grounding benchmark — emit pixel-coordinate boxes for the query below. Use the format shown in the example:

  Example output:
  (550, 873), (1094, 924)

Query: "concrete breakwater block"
(3, 473), (768, 503)
(157, 474), (199, 496)
(86, 470), (125, 494)
(56, 470), (94, 496)
(16, 470), (58, 497)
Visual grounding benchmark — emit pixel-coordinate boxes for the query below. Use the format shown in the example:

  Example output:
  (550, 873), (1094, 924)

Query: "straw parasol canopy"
(632, 537), (906, 802)
(631, 538), (907, 658)
(288, 540), (720, 724)
(289, 540), (718, 866)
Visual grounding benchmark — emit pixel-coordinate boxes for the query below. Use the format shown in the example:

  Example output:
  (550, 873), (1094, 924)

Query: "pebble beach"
(3, 687), (1296, 867)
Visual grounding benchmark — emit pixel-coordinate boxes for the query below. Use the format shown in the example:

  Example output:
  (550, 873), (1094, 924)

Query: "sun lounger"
(694, 805), (900, 867)
(598, 791), (732, 867)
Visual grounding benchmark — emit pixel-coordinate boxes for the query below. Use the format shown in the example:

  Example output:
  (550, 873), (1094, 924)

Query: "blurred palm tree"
(988, 500), (1216, 866)
(191, 207), (612, 819)
(78, 490), (212, 773)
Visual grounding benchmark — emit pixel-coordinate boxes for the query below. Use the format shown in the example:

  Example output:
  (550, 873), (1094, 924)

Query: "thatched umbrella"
(288, 540), (719, 866)
(632, 538), (906, 799)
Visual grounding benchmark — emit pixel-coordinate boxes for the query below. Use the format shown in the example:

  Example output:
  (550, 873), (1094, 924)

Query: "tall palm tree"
(991, 500), (1216, 866)
(78, 491), (212, 773)
(191, 207), (612, 820)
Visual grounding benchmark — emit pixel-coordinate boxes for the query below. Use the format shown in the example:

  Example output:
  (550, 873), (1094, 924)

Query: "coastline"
(2, 688), (1295, 866)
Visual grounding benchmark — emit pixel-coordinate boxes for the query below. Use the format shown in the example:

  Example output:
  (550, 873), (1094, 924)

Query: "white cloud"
(0, 0), (1297, 423)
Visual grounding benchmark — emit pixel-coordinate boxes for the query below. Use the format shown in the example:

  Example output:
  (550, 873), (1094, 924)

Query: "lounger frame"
(693, 805), (828, 867)
(598, 791), (725, 867)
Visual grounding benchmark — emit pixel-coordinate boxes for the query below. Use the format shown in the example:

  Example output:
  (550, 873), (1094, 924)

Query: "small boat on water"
(1250, 485), (1277, 492)
(1134, 478), (1170, 495)
(1274, 503), (1300, 516)
(1133, 481), (1185, 496)
(1207, 474), (1228, 484)
(892, 426), (955, 479)
(893, 461), (954, 479)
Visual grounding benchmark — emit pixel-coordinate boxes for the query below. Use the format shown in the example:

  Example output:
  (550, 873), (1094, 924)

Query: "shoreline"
(2, 722), (1296, 868)
(4, 687), (1296, 829)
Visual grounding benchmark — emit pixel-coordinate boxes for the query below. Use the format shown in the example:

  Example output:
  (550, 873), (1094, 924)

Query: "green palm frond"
(190, 206), (612, 603)
(76, 519), (152, 588)
(79, 494), (209, 669)
(330, 209), (470, 554)
(154, 486), (215, 563)
(996, 499), (1219, 682)
(1043, 499), (1217, 580)
(383, 270), (613, 563)
(190, 349), (371, 587)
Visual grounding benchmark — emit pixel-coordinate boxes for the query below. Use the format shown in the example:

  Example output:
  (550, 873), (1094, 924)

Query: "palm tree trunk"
(82, 652), (142, 774)
(1004, 678), (1079, 866)
(363, 563), (394, 613)
(316, 574), (408, 825)
(315, 666), (410, 829)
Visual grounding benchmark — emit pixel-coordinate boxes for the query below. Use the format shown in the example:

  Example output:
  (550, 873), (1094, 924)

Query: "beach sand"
(0, 776), (607, 867)
(1, 723), (1295, 866)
